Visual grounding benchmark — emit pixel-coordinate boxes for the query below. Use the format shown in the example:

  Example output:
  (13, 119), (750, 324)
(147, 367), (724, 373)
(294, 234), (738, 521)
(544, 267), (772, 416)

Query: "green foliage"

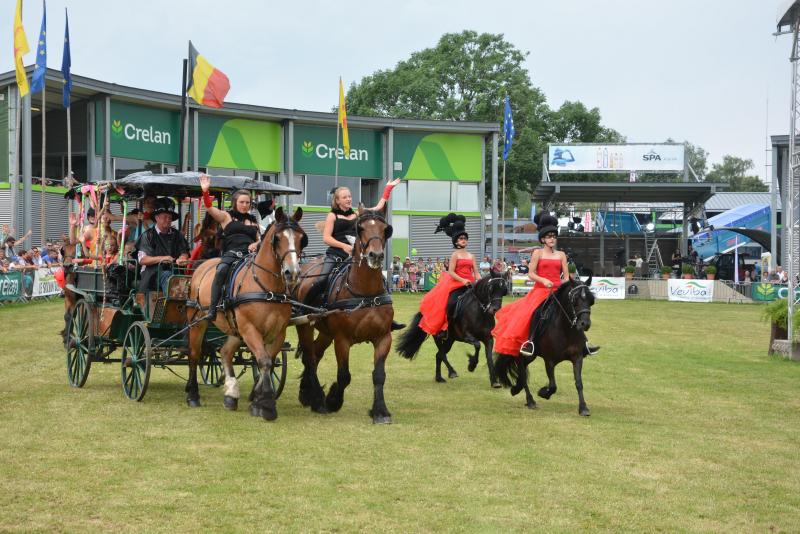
(705, 265), (717, 275)
(624, 265), (636, 273)
(762, 299), (800, 330)
(661, 265), (674, 274)
(705, 155), (768, 192)
(681, 264), (694, 274)
(345, 30), (618, 200)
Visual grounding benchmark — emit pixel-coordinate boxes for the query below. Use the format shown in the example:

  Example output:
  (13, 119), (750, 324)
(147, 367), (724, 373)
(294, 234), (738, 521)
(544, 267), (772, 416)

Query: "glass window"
(391, 214), (409, 238)
(113, 158), (163, 180)
(361, 179), (379, 209)
(206, 167), (235, 176)
(456, 183), (480, 211)
(392, 182), (408, 210)
(305, 175), (360, 207)
(408, 180), (450, 211)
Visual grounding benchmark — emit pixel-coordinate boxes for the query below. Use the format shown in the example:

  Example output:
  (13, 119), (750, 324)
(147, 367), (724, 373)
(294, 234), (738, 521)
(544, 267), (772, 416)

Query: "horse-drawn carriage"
(63, 172), (302, 402)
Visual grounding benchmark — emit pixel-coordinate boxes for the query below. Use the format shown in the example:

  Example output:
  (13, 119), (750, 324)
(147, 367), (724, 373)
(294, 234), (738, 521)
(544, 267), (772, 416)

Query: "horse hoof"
(372, 415), (392, 425)
(448, 371), (458, 379)
(435, 377), (446, 383)
(510, 385), (522, 396)
(311, 404), (329, 415)
(186, 398), (201, 408)
(537, 387), (553, 400)
(223, 395), (238, 411)
(526, 401), (538, 410)
(491, 381), (502, 389)
(579, 407), (591, 417)
(262, 407), (278, 421)
(467, 360), (478, 372)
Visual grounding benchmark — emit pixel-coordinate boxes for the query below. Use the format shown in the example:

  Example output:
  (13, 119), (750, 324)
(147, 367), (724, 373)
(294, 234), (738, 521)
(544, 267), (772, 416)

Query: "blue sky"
(0, 0), (791, 182)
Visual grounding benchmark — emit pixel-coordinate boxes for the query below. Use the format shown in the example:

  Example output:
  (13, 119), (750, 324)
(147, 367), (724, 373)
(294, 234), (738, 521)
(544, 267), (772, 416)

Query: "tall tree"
(705, 155), (768, 192)
(346, 31), (616, 204)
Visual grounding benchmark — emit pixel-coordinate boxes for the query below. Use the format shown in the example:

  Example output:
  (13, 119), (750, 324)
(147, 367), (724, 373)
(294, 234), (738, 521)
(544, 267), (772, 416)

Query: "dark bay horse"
(58, 238), (79, 345)
(396, 271), (508, 387)
(495, 276), (597, 416)
(186, 207), (307, 421)
(292, 205), (395, 424)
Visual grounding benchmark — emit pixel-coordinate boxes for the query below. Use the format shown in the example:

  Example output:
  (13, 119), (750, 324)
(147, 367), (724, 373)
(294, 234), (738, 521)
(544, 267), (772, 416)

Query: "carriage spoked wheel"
(66, 299), (95, 388)
(251, 345), (288, 400)
(200, 351), (224, 387)
(120, 322), (152, 401)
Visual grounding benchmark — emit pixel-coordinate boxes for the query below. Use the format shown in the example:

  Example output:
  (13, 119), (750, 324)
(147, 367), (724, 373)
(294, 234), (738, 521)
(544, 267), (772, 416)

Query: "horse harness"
(323, 261), (393, 312)
(548, 283), (592, 328)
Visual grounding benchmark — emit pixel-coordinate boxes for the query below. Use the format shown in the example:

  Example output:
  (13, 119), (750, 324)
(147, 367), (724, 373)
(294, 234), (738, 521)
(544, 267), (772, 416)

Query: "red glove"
(382, 183), (397, 201)
(202, 190), (213, 209)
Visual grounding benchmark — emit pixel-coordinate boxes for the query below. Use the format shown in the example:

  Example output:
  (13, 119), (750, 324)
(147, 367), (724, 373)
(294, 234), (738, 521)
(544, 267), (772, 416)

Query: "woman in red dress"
(418, 214), (479, 335)
(492, 213), (568, 356)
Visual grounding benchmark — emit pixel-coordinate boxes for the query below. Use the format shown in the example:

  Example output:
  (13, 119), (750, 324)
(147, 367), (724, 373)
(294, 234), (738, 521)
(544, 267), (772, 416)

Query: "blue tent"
(691, 204), (770, 260)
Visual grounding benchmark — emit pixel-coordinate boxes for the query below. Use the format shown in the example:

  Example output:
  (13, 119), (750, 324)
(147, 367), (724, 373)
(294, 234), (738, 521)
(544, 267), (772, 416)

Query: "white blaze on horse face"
(364, 220), (383, 269)
(282, 228), (300, 273)
(224, 376), (240, 399)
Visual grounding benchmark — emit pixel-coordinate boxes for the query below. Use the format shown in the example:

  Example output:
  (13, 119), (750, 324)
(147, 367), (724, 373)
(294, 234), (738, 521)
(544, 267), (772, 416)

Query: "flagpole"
(40, 78), (46, 246)
(66, 101), (71, 222)
(12, 87), (21, 235)
(334, 91), (340, 189)
(178, 55), (189, 173)
(501, 159), (506, 262)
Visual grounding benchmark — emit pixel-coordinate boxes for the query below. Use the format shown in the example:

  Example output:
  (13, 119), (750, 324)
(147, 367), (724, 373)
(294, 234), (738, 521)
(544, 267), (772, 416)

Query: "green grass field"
(0, 295), (798, 533)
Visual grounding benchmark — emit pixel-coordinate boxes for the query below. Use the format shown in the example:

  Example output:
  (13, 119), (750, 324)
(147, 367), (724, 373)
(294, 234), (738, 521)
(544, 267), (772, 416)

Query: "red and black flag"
(186, 41), (230, 108)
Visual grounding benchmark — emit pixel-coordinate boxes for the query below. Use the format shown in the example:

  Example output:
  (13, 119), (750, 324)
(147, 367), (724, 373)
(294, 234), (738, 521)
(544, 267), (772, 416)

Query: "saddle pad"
(225, 257), (250, 300)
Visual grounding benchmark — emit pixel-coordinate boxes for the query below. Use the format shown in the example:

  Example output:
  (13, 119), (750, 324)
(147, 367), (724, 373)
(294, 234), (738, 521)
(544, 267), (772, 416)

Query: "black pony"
(396, 271), (508, 386)
(495, 276), (597, 416)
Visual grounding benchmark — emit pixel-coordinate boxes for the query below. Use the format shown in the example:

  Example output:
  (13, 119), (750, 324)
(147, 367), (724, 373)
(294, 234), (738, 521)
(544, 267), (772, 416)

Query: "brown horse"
(293, 205), (395, 424)
(186, 207), (307, 421)
(58, 237), (81, 344)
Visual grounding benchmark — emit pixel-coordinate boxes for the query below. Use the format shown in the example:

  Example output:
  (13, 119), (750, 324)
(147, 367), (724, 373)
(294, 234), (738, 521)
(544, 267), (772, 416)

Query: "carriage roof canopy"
(108, 172), (302, 198)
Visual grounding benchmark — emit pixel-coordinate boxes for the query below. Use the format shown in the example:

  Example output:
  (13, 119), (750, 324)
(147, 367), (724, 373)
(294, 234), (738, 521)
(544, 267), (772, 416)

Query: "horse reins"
(354, 211), (388, 264)
(550, 282), (592, 328)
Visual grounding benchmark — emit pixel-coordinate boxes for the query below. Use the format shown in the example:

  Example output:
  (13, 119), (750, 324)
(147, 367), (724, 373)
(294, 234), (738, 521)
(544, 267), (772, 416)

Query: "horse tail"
(395, 313), (428, 360)
(493, 354), (519, 388)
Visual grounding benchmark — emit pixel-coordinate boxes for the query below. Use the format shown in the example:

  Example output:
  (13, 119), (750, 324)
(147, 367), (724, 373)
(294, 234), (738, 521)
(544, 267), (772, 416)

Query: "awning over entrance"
(532, 182), (724, 207)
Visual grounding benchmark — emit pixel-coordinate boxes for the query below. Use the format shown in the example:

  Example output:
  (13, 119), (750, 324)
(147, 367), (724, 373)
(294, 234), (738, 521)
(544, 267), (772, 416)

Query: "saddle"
(529, 294), (557, 344)
(223, 254), (252, 303)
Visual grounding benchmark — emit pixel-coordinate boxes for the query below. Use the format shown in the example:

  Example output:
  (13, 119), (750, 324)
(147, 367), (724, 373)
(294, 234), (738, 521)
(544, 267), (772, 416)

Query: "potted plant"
(681, 264), (694, 279)
(762, 300), (800, 355)
(660, 265), (673, 280)
(568, 263), (577, 279)
(705, 265), (717, 280)
(624, 265), (636, 280)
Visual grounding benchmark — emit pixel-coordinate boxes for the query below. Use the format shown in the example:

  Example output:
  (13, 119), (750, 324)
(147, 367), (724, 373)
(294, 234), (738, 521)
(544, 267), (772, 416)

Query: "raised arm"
(367, 178), (401, 211)
(199, 174), (231, 227)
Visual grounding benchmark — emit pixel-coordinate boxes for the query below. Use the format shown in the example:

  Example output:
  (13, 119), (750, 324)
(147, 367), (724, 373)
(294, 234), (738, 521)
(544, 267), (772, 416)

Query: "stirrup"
(585, 343), (600, 356)
(519, 340), (534, 357)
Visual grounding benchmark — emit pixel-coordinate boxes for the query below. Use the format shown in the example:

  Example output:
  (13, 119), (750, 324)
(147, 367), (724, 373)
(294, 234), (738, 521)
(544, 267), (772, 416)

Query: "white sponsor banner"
(581, 276), (626, 300)
(32, 267), (61, 298)
(548, 143), (685, 172)
(667, 279), (714, 303)
(511, 274), (533, 294)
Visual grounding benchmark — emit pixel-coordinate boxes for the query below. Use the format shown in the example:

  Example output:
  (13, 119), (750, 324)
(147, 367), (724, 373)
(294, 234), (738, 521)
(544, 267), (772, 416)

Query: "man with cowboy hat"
(136, 197), (189, 292)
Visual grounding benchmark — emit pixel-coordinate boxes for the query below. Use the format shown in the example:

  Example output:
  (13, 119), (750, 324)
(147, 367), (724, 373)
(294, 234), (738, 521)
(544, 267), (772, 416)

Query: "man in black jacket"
(137, 198), (189, 292)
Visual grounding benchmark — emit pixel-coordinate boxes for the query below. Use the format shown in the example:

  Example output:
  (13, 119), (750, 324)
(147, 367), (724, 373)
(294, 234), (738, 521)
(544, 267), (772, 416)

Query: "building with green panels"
(0, 68), (500, 256)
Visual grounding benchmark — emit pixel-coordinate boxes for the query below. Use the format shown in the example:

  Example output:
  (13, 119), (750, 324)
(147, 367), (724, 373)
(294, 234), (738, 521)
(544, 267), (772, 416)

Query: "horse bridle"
(552, 282), (592, 328)
(474, 277), (506, 314)
(251, 220), (305, 285)
(355, 211), (388, 257)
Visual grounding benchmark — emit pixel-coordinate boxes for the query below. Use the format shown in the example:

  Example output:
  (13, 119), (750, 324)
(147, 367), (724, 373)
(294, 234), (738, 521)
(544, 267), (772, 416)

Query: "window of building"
(113, 158), (164, 180)
(408, 180), (450, 211)
(304, 175), (361, 207)
(456, 183), (480, 211)
(391, 214), (409, 238)
(392, 182), (408, 210)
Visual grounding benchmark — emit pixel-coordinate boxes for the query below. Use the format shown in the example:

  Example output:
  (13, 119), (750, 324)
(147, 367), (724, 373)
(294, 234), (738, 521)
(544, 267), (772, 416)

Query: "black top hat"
(152, 198), (179, 221)
(535, 212), (558, 243)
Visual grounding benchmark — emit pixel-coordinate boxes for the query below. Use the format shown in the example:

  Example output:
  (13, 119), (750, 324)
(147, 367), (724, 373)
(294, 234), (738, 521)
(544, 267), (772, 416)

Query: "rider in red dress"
(492, 213), (568, 356)
(418, 214), (478, 335)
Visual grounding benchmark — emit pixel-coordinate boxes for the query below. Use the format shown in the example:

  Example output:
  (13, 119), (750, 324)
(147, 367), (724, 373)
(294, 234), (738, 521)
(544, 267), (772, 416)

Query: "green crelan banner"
(393, 132), (482, 182)
(0, 271), (23, 301)
(294, 125), (383, 178)
(98, 101), (181, 164)
(198, 115), (281, 172)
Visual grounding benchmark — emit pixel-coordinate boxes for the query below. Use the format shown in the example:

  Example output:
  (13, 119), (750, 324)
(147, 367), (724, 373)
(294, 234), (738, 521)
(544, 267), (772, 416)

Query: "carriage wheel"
(120, 322), (152, 402)
(200, 351), (224, 387)
(66, 299), (95, 388)
(251, 346), (288, 400)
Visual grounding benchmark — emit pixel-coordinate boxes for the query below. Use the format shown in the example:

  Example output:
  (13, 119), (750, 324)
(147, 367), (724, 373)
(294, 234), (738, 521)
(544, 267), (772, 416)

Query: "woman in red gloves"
(199, 173), (261, 320)
(418, 213), (479, 335)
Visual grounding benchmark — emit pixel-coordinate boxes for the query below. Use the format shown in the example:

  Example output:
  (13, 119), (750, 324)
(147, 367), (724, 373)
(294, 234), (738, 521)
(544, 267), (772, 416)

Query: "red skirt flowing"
(492, 284), (555, 356)
(418, 273), (466, 335)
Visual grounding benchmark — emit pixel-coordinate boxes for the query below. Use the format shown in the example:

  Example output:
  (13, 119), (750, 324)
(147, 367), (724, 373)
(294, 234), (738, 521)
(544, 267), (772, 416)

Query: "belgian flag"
(187, 41), (230, 108)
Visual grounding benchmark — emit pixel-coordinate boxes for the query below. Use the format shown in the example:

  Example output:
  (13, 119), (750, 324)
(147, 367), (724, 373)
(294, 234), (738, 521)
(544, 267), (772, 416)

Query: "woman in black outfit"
(200, 174), (261, 320)
(305, 178), (400, 304)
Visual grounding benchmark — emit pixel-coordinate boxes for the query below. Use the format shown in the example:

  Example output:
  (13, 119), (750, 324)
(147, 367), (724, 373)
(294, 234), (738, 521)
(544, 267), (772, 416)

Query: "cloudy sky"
(0, 0), (792, 182)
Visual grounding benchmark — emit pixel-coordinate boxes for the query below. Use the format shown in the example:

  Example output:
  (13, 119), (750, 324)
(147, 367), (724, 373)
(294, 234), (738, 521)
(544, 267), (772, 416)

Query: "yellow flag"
(338, 77), (350, 159)
(13, 0), (30, 97)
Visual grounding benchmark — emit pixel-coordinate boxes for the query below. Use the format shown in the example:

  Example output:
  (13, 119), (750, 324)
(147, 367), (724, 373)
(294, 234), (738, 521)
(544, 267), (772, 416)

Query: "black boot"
(207, 264), (228, 321)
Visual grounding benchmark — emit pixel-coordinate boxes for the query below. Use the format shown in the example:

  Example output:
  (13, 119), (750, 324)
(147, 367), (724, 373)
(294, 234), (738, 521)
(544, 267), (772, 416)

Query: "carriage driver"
(137, 197), (190, 292)
(199, 174), (261, 321)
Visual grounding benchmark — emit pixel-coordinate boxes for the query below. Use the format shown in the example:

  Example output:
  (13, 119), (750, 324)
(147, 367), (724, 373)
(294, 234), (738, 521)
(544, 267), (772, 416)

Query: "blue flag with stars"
(503, 95), (515, 161)
(31, 1), (47, 94)
(61, 8), (71, 108)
